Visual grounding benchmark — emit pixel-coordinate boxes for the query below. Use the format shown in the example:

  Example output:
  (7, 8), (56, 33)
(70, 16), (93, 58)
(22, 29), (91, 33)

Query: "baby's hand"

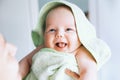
(65, 68), (80, 79)
(0, 34), (21, 80)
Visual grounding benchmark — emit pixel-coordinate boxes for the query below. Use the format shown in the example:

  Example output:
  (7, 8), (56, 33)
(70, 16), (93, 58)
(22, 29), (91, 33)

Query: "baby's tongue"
(57, 42), (66, 48)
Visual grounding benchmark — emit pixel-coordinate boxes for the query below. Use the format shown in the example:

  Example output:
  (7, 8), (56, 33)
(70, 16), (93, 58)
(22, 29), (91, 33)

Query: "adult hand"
(0, 34), (21, 80)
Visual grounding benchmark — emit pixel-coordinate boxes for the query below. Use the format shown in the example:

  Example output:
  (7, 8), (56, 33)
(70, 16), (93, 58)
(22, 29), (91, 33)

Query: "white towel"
(31, 0), (111, 70)
(24, 48), (78, 80)
(26, 0), (112, 80)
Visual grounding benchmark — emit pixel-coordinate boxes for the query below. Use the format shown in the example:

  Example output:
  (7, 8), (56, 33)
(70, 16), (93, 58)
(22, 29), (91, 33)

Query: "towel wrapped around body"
(24, 0), (111, 80)
(31, 0), (111, 70)
(24, 48), (79, 80)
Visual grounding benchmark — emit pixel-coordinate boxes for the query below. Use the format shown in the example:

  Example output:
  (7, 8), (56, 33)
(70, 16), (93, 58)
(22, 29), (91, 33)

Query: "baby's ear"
(31, 31), (43, 47)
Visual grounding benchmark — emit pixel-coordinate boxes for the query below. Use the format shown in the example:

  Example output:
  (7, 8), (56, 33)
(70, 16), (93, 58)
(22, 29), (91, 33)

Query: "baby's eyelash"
(49, 29), (56, 32)
(67, 28), (72, 30)
(66, 28), (73, 31)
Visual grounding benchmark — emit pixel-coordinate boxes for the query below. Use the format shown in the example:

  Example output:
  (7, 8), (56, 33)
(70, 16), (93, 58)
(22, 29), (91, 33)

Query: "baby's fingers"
(65, 68), (80, 79)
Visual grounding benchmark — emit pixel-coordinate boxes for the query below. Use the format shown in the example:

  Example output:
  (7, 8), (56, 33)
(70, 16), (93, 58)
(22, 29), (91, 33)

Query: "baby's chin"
(54, 47), (74, 54)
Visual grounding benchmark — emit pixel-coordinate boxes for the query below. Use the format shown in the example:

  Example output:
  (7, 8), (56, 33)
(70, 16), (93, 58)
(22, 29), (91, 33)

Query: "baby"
(19, 0), (111, 80)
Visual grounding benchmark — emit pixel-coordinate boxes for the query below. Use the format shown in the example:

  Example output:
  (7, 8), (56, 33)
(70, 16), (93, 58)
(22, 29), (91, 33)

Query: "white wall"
(38, 0), (88, 12)
(89, 0), (120, 80)
(0, 0), (39, 60)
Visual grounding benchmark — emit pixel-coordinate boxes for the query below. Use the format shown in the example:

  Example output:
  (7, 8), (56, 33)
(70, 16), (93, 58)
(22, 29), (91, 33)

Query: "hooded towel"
(32, 0), (111, 70)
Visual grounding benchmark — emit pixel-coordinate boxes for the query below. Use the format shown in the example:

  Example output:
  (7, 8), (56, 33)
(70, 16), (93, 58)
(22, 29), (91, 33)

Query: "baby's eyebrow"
(45, 25), (56, 31)
(66, 24), (76, 28)
(46, 24), (55, 27)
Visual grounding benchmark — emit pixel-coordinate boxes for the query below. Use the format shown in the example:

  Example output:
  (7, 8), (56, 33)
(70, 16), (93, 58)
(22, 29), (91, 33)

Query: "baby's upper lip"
(55, 38), (66, 43)
(55, 42), (67, 48)
(55, 42), (67, 45)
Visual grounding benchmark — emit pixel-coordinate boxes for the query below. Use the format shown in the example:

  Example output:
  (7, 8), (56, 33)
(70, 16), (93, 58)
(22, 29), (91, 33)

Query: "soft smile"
(55, 42), (67, 48)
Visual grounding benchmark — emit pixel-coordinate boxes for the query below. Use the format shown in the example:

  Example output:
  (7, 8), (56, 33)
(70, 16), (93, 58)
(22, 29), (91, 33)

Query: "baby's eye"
(49, 29), (56, 32)
(66, 28), (73, 32)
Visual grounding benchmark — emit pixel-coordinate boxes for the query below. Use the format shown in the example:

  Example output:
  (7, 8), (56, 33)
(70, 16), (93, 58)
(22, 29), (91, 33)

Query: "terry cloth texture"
(24, 48), (78, 80)
(31, 0), (111, 70)
(25, 0), (112, 80)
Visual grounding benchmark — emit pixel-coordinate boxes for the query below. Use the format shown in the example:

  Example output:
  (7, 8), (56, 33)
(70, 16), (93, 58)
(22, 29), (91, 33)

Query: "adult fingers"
(0, 34), (5, 44)
(5, 43), (17, 57)
(0, 34), (17, 57)
(0, 34), (6, 55)
(65, 68), (80, 79)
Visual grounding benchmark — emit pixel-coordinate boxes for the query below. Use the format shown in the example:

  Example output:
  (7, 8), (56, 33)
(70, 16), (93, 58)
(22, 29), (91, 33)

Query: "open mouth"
(55, 42), (67, 48)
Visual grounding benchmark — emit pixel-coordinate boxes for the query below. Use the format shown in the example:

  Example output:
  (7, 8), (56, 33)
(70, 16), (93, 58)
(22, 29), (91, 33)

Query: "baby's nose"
(56, 31), (64, 39)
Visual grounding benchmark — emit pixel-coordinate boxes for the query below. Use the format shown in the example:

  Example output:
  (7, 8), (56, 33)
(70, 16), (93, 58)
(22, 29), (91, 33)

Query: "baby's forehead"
(46, 5), (73, 17)
(43, 5), (77, 32)
(50, 5), (72, 12)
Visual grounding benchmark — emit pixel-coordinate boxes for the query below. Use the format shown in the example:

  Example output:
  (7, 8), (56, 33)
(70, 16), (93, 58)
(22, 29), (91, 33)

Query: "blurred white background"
(0, 0), (120, 80)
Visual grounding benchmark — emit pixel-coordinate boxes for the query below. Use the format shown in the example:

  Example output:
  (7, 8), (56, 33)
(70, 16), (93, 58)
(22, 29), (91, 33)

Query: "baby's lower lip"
(56, 42), (67, 48)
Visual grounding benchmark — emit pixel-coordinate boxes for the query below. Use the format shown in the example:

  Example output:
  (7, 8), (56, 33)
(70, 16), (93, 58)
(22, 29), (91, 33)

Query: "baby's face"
(44, 6), (81, 53)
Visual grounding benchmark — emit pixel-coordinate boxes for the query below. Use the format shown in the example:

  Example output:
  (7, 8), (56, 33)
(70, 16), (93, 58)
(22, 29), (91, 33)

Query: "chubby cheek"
(44, 35), (54, 48)
(69, 35), (81, 49)
(44, 40), (51, 48)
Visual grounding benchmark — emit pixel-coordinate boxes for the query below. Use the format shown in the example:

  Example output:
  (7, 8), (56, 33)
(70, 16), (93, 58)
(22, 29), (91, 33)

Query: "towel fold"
(24, 48), (78, 80)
